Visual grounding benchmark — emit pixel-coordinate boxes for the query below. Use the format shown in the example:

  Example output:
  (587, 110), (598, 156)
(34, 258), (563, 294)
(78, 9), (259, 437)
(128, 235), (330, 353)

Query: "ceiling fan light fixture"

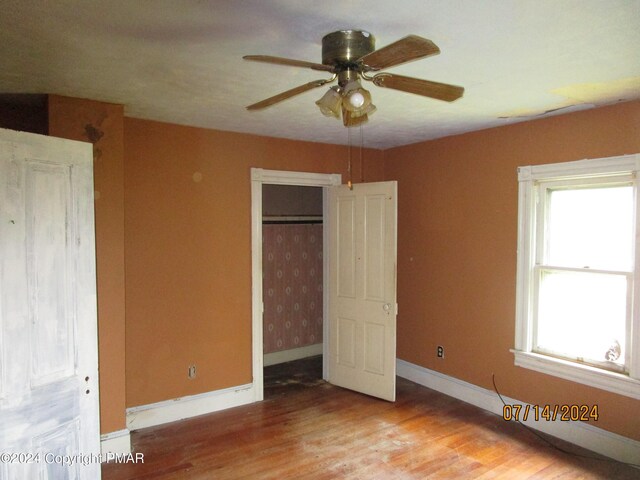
(244, 30), (464, 126)
(315, 86), (342, 118)
(342, 80), (372, 114)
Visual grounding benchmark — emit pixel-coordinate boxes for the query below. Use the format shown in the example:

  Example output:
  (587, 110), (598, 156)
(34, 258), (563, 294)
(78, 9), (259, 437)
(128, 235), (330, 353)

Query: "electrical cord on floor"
(491, 374), (640, 470)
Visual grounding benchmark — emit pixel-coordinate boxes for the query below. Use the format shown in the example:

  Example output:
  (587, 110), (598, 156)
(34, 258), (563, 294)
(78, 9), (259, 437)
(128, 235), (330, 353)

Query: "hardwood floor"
(103, 356), (639, 479)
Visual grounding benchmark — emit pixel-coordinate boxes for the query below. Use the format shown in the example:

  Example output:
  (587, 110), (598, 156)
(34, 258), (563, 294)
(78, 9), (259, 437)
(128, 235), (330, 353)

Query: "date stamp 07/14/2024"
(502, 403), (599, 423)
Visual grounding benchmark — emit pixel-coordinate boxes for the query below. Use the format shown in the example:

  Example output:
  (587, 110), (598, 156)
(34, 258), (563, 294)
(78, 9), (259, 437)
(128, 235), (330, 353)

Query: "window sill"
(511, 350), (640, 400)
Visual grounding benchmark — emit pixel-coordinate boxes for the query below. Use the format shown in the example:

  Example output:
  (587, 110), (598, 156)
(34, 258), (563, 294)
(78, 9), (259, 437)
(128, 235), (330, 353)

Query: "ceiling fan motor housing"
(322, 30), (375, 69)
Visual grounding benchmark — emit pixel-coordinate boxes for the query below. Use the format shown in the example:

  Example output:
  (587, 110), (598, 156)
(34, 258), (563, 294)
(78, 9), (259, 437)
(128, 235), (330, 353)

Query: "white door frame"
(250, 168), (341, 401)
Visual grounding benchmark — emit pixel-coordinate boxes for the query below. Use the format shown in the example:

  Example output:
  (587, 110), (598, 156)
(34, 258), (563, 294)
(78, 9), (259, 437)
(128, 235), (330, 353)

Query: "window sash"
(531, 266), (632, 373)
(535, 176), (634, 272)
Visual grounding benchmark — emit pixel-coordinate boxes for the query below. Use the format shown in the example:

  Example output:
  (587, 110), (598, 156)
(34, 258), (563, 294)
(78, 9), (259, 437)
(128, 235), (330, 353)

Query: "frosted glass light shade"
(315, 87), (342, 118)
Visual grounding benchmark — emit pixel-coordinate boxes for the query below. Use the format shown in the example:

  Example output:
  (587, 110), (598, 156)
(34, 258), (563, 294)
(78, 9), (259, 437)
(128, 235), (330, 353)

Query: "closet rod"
(262, 215), (323, 225)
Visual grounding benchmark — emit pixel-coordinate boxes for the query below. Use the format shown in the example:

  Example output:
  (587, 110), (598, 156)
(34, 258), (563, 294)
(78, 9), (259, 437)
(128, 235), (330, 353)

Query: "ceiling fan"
(243, 30), (464, 127)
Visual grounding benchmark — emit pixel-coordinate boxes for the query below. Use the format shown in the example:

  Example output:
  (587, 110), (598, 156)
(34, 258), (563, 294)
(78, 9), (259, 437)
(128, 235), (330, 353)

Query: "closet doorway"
(250, 169), (341, 401)
(262, 184), (324, 395)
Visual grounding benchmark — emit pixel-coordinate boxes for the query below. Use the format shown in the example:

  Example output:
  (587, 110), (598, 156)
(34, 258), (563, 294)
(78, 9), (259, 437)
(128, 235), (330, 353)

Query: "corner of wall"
(48, 95), (127, 435)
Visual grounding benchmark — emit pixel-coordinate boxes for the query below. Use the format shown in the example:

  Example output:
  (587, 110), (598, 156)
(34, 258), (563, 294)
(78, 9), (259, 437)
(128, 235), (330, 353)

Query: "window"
(514, 154), (640, 399)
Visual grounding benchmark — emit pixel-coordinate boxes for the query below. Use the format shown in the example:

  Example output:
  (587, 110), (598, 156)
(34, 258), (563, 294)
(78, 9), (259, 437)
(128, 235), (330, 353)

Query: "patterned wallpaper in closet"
(263, 223), (323, 353)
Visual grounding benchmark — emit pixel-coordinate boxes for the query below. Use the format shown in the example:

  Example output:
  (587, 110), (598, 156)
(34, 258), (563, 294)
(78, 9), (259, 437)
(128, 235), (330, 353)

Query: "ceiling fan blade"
(358, 35), (440, 70)
(372, 73), (464, 102)
(246, 80), (329, 110)
(243, 55), (334, 72)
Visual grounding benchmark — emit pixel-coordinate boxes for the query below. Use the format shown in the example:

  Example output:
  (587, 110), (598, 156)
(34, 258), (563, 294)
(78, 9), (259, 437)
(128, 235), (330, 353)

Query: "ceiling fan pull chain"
(347, 126), (353, 190)
(359, 123), (364, 183)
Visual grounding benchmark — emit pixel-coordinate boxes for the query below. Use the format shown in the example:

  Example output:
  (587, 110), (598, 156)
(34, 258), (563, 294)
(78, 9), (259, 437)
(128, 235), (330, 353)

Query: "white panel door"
(0, 128), (100, 479)
(328, 181), (397, 401)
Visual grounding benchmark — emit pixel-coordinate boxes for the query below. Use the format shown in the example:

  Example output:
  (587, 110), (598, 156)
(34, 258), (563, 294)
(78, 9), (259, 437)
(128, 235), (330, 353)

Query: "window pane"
(546, 185), (633, 271)
(536, 270), (626, 369)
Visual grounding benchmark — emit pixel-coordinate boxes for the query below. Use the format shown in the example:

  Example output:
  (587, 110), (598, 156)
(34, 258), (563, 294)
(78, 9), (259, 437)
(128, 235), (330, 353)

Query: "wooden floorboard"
(103, 357), (639, 479)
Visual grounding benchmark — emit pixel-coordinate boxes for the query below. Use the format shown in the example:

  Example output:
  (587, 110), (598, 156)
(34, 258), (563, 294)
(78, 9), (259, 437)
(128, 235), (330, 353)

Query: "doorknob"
(383, 303), (392, 312)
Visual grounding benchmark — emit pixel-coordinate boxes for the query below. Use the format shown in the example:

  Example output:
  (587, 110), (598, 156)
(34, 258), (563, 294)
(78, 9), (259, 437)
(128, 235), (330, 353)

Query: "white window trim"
(513, 154), (640, 400)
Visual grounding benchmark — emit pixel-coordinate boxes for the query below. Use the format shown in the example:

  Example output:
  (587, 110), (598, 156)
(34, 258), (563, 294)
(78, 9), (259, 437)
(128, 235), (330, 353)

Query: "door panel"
(0, 128), (100, 479)
(28, 163), (75, 386)
(328, 181), (397, 401)
(364, 322), (385, 374)
(337, 317), (357, 367)
(364, 194), (386, 301)
(336, 196), (356, 299)
(34, 421), (81, 479)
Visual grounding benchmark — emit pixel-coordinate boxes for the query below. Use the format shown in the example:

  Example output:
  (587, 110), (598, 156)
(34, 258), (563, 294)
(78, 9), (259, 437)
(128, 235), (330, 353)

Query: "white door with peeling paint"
(0, 128), (101, 479)
(327, 181), (397, 401)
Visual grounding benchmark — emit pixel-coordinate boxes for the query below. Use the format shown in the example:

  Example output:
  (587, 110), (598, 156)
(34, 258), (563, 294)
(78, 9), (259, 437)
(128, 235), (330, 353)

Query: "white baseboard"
(126, 383), (255, 431)
(100, 428), (131, 457)
(396, 359), (640, 466)
(264, 343), (323, 367)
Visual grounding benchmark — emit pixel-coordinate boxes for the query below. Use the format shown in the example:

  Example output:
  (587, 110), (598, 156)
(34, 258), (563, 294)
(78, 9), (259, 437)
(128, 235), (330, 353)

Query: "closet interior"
(262, 185), (324, 368)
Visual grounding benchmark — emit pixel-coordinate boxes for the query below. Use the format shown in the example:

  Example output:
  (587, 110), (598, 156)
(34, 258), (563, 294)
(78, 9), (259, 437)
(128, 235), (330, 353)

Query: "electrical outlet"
(437, 346), (444, 358)
(188, 365), (196, 379)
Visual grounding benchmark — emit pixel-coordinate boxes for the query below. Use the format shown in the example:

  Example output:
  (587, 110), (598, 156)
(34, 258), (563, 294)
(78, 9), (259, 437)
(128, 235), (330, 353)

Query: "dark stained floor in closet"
(264, 355), (324, 398)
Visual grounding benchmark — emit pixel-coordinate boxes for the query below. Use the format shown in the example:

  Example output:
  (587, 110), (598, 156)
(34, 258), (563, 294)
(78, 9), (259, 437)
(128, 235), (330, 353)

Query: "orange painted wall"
(123, 118), (384, 407)
(384, 100), (640, 440)
(48, 95), (127, 434)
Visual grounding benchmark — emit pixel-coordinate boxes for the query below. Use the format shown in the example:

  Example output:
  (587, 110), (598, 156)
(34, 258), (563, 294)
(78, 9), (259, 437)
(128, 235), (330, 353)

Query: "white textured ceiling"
(1, 0), (639, 149)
